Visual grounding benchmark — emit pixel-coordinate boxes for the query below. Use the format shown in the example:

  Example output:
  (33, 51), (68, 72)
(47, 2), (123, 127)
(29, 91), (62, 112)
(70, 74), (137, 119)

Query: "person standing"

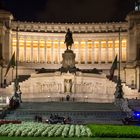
(16, 85), (22, 103)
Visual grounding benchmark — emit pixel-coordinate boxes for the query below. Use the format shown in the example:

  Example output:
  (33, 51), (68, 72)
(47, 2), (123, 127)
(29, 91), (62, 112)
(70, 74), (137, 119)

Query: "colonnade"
(11, 35), (127, 64)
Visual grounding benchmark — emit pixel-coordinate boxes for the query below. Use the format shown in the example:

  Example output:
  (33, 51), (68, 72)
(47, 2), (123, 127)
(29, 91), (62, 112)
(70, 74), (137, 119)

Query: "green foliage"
(1, 122), (140, 138)
(0, 122), (92, 138)
(87, 124), (140, 138)
(0, 136), (139, 140)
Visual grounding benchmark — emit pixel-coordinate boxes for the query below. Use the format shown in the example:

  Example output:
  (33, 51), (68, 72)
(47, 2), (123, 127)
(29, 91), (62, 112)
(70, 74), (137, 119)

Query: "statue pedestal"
(62, 50), (75, 71)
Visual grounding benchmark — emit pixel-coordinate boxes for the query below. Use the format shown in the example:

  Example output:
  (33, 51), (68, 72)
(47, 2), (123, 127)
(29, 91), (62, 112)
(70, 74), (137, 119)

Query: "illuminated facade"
(11, 21), (127, 64)
(1, 10), (140, 92)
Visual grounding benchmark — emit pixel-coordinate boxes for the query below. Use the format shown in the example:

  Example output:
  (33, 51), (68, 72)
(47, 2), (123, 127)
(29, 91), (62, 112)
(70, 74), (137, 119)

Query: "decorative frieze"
(11, 21), (128, 33)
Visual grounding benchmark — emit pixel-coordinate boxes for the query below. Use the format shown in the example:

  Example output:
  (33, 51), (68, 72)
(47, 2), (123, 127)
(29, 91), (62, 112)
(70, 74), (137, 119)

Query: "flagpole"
(12, 67), (14, 82)
(114, 27), (124, 100)
(15, 26), (19, 90)
(118, 27), (121, 81)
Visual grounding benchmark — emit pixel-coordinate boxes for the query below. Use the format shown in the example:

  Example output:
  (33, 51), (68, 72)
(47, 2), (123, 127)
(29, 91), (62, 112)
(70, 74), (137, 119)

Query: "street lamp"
(114, 27), (124, 102)
(0, 57), (5, 88)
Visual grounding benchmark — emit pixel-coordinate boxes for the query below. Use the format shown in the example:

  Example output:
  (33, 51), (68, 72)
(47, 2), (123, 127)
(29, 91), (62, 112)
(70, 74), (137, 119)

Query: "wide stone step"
(4, 115), (123, 124)
(4, 102), (126, 124)
(5, 110), (126, 120)
(7, 109), (124, 115)
(17, 102), (120, 111)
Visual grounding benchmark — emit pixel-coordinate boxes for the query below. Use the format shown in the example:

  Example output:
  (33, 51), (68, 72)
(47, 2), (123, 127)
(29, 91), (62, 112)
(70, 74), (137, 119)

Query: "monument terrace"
(0, 9), (140, 103)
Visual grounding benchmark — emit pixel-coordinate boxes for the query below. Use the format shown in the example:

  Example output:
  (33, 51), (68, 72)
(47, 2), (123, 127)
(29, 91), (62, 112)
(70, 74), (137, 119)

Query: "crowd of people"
(46, 114), (71, 124)
(34, 114), (71, 124)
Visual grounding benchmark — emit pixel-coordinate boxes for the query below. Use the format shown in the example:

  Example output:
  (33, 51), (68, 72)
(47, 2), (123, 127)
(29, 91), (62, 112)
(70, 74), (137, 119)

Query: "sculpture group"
(64, 28), (74, 50)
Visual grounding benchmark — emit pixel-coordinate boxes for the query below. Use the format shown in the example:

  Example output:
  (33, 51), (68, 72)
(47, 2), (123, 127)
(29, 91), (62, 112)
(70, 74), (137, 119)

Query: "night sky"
(1, 0), (135, 23)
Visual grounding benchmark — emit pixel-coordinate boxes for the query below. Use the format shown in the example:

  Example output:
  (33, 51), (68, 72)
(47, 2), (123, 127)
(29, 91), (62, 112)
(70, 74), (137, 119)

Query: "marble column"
(8, 31), (12, 61)
(58, 40), (60, 64)
(78, 41), (81, 64)
(92, 41), (94, 64)
(10, 35), (13, 58)
(4, 30), (11, 62)
(126, 40), (127, 61)
(44, 38), (47, 63)
(24, 36), (26, 62)
(113, 39), (115, 61)
(106, 40), (108, 63)
(31, 37), (33, 62)
(1, 30), (5, 60)
(120, 39), (122, 62)
(51, 40), (54, 64)
(85, 41), (87, 64)
(98, 40), (101, 64)
(46, 40), (48, 63)
(38, 39), (40, 62)
(16, 31), (19, 63)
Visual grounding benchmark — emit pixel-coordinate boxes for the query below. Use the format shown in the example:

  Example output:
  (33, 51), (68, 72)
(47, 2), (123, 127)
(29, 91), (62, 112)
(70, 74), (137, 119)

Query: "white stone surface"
(2, 72), (139, 103)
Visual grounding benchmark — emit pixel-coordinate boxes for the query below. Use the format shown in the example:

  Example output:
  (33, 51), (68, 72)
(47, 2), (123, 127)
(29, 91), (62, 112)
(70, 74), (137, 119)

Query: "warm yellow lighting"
(19, 43), (24, 46)
(46, 40), (52, 48)
(26, 44), (31, 47)
(94, 41), (99, 48)
(26, 40), (31, 43)
(19, 45), (24, 47)
(74, 41), (78, 44)
(54, 44), (58, 48)
(122, 39), (126, 43)
(11, 35), (127, 63)
(12, 43), (16, 46)
(81, 41), (85, 44)
(60, 41), (64, 44)
(33, 45), (37, 48)
(87, 40), (92, 48)
(108, 41), (113, 43)
(33, 40), (38, 43)
(74, 41), (78, 49)
(108, 41), (113, 48)
(40, 40), (45, 43)
(101, 41), (106, 48)
(19, 39), (24, 43)
(47, 40), (52, 44)
(115, 40), (119, 48)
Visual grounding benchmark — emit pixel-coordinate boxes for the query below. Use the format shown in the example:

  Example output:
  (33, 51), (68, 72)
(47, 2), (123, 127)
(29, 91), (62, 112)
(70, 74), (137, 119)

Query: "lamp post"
(0, 57), (5, 88)
(14, 26), (19, 92)
(114, 27), (124, 100)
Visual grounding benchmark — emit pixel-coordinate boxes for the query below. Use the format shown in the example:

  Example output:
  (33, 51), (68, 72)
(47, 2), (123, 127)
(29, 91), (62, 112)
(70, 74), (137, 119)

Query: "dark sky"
(1, 0), (135, 23)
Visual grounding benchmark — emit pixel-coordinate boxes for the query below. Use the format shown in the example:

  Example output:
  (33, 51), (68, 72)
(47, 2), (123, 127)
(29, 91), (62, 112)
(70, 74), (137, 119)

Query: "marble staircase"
(4, 102), (126, 124)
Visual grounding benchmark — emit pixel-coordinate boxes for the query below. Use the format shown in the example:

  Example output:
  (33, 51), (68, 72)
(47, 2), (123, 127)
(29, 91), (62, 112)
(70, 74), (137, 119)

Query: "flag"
(109, 55), (117, 80)
(4, 52), (16, 77)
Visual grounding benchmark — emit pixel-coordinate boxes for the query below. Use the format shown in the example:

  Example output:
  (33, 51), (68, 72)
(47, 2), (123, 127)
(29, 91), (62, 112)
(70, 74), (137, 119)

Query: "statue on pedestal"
(60, 28), (76, 73)
(64, 28), (74, 50)
(64, 79), (72, 93)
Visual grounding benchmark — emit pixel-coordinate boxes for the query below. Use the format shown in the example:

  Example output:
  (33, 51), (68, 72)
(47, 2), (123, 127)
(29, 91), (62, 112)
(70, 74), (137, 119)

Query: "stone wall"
(4, 72), (140, 103)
